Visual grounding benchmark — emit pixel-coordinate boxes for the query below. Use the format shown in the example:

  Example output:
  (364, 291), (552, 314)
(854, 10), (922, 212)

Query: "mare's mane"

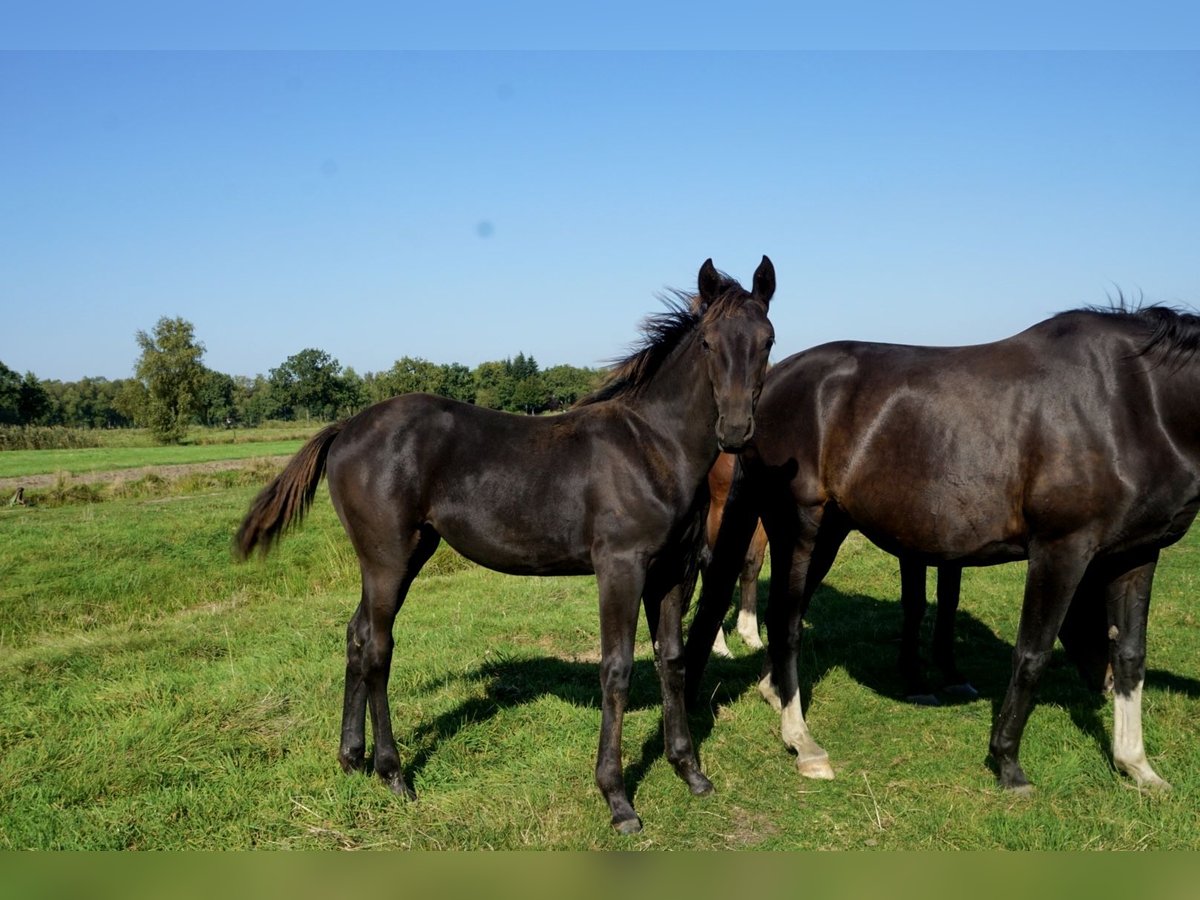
(1069, 298), (1200, 369)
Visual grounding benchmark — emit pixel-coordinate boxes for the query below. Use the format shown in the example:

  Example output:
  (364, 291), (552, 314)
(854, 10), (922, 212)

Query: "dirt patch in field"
(0, 455), (291, 494)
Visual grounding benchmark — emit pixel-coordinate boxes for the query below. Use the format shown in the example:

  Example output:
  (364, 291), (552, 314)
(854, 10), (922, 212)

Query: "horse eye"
(700, 338), (712, 352)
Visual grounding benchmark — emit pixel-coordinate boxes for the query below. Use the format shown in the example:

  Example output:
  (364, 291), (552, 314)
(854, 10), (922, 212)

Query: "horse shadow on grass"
(696, 579), (1200, 779)
(381, 581), (1200, 804)
(391, 647), (762, 807)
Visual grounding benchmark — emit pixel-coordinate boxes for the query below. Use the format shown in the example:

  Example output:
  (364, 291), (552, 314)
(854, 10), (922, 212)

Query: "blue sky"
(3, 40), (1198, 380)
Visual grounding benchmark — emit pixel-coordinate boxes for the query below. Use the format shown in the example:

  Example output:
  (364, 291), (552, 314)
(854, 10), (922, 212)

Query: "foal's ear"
(697, 258), (722, 307)
(752, 255), (775, 307)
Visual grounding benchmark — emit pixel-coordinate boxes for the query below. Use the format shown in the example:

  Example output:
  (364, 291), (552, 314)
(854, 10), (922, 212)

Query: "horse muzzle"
(716, 414), (755, 453)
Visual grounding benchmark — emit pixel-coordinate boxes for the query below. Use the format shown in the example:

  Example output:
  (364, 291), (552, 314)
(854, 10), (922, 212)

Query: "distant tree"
(196, 368), (236, 427)
(231, 374), (277, 426)
(543, 364), (603, 408)
(269, 348), (348, 421)
(439, 362), (475, 404)
(338, 367), (369, 417)
(131, 316), (207, 442)
(472, 360), (512, 410)
(0, 361), (20, 424)
(18, 372), (51, 424)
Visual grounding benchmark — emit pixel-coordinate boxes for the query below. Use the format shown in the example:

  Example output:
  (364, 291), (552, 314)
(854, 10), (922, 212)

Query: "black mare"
(236, 257), (777, 833)
(686, 305), (1200, 792)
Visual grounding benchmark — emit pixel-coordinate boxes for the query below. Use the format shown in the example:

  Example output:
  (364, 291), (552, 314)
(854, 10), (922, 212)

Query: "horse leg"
(339, 525), (440, 798)
(1106, 552), (1170, 790)
(761, 514), (847, 780)
(711, 625), (733, 659)
(898, 558), (932, 702)
(685, 479), (761, 703)
(989, 539), (1090, 792)
(933, 565), (976, 698)
(735, 523), (766, 649)
(646, 567), (713, 798)
(594, 557), (646, 834)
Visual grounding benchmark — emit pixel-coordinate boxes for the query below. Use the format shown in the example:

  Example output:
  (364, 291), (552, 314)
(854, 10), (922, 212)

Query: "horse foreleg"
(1106, 553), (1170, 790)
(762, 517), (844, 780)
(594, 559), (646, 834)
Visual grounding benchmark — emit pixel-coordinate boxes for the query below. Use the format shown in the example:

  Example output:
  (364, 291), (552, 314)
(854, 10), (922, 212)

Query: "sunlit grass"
(3, 480), (1200, 848)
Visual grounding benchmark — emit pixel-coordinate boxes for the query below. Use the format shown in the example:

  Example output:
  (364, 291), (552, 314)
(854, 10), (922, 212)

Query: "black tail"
(234, 423), (342, 560)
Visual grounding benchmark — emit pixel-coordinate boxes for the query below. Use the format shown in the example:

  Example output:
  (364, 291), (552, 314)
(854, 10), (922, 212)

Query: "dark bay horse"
(236, 257), (776, 833)
(686, 305), (1200, 793)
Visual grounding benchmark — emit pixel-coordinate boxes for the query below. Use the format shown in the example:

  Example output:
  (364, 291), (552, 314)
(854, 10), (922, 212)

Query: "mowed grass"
(3, 477), (1200, 849)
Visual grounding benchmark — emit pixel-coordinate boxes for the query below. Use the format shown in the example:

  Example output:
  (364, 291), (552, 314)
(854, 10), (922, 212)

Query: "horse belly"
(430, 497), (594, 577)
(842, 481), (1027, 564)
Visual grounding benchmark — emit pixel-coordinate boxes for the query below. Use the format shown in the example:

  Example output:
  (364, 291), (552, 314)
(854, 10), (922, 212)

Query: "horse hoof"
(386, 776), (417, 801)
(688, 772), (714, 797)
(338, 751), (365, 774)
(712, 646), (733, 660)
(612, 815), (643, 835)
(944, 682), (979, 701)
(1004, 782), (1035, 798)
(796, 753), (835, 780)
(906, 692), (940, 707)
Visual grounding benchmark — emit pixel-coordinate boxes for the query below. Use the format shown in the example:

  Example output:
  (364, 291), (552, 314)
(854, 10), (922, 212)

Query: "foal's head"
(695, 256), (776, 451)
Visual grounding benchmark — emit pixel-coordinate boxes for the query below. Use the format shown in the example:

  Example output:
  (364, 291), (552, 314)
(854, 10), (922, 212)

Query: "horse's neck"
(626, 337), (720, 478)
(1154, 363), (1200, 468)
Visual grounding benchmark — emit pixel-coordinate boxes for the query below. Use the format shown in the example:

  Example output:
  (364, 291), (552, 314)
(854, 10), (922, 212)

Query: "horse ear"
(697, 258), (721, 306)
(752, 255), (775, 307)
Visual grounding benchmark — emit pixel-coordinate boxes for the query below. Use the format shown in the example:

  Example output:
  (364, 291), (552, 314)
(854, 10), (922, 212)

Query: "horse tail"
(234, 422), (343, 560)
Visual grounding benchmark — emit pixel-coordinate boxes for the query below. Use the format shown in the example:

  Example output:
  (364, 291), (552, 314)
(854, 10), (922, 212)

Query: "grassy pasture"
(3, 469), (1200, 849)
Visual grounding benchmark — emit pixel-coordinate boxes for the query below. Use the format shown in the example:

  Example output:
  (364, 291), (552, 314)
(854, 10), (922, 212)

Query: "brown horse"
(687, 304), (1200, 793)
(705, 453), (767, 658)
(236, 257), (776, 833)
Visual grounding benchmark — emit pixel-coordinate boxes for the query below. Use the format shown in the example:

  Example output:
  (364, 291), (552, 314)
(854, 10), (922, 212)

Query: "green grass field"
(3, 463), (1200, 849)
(0, 423), (319, 479)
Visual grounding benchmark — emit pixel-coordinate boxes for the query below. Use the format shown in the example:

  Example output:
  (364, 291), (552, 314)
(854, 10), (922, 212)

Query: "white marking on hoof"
(737, 611), (763, 649)
(758, 673), (783, 711)
(906, 693), (940, 707)
(1112, 680), (1169, 790)
(711, 628), (733, 659)
(796, 753), (835, 780)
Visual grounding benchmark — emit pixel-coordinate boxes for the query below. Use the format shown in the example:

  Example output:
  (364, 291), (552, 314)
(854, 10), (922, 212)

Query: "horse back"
(325, 393), (706, 575)
(754, 321), (1196, 562)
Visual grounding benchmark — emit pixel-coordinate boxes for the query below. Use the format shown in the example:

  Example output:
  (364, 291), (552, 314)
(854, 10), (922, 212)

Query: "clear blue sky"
(3, 19), (1198, 381)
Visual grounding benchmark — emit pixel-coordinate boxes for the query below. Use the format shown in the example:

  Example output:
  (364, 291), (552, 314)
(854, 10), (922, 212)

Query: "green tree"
(18, 372), (52, 424)
(543, 364), (602, 409)
(0, 361), (20, 424)
(131, 317), (207, 443)
(196, 368), (236, 427)
(269, 348), (347, 421)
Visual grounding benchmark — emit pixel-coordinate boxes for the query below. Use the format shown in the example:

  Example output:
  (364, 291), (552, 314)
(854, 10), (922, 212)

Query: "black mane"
(575, 272), (753, 407)
(1078, 298), (1200, 369)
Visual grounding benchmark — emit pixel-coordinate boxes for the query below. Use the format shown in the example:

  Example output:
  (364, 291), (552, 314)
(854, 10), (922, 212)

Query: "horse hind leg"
(339, 524), (440, 799)
(735, 523), (766, 649)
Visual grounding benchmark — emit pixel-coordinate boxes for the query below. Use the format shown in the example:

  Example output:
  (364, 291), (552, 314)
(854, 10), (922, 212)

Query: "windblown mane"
(574, 272), (753, 406)
(1078, 296), (1200, 370)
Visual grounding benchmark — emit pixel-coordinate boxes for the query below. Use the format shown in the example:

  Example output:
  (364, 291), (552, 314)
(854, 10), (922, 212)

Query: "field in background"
(3, 439), (1200, 849)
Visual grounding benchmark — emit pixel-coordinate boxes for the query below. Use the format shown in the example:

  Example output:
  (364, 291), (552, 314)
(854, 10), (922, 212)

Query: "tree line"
(1, 316), (603, 443)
